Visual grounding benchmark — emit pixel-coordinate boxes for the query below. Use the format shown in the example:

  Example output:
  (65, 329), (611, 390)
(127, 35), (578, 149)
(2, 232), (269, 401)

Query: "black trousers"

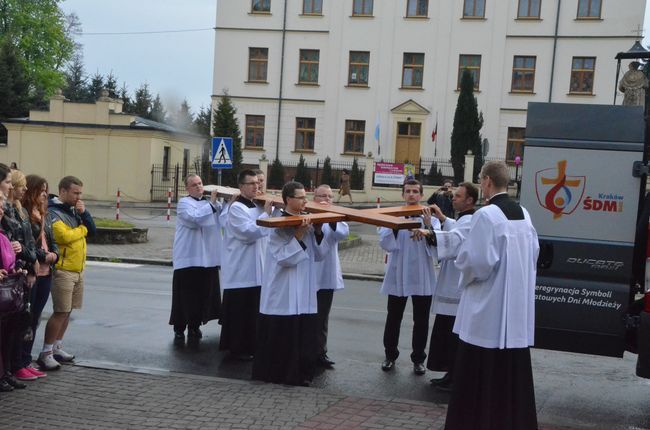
(316, 289), (334, 357)
(383, 294), (432, 363)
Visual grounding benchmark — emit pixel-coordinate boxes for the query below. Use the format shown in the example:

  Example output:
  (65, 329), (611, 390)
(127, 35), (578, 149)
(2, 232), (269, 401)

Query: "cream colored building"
(0, 92), (204, 202)
(212, 0), (645, 166)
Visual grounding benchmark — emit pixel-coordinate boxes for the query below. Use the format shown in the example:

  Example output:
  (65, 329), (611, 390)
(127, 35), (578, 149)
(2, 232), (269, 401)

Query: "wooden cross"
(204, 185), (425, 230)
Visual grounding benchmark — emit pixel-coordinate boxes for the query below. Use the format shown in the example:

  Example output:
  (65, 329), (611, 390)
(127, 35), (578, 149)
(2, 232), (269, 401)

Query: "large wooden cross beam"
(204, 185), (426, 230)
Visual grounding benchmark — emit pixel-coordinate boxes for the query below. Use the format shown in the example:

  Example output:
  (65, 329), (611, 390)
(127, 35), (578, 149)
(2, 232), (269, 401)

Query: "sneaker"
(14, 368), (37, 381)
(25, 365), (47, 378)
(37, 352), (61, 371)
(53, 347), (75, 363)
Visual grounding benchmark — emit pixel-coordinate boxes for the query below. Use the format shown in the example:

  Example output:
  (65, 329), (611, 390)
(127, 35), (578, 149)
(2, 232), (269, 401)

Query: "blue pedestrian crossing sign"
(211, 137), (233, 169)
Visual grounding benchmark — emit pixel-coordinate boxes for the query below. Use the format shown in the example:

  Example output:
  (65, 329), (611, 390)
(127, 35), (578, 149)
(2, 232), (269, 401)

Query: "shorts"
(51, 270), (84, 313)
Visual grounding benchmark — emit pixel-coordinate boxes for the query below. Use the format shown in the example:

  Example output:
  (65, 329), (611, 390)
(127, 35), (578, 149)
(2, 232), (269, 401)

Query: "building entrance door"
(395, 122), (421, 164)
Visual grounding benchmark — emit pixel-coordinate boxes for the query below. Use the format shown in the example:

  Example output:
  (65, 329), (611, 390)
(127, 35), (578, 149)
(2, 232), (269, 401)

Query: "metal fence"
(373, 157), (456, 186)
(150, 163), (200, 202)
(268, 158), (364, 190)
(483, 157), (522, 183)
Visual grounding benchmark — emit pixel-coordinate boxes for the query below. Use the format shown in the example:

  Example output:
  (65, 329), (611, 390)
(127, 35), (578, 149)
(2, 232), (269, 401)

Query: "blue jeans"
(21, 274), (52, 367)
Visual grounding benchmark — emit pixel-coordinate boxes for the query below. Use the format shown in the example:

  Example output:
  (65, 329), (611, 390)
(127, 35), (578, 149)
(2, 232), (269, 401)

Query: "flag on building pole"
(432, 113), (438, 157)
(374, 112), (381, 156)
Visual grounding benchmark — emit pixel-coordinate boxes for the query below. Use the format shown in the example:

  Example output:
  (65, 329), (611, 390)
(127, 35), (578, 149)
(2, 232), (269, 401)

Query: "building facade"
(0, 92), (204, 201)
(212, 0), (646, 166)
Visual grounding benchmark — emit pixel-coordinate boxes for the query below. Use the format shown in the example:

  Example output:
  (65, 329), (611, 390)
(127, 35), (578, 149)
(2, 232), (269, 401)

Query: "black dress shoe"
(174, 331), (185, 340)
(430, 372), (452, 386)
(0, 379), (14, 392)
(231, 353), (254, 361)
(381, 359), (395, 371)
(436, 380), (453, 392)
(4, 375), (26, 389)
(318, 355), (335, 368)
(413, 362), (426, 375)
(187, 328), (203, 339)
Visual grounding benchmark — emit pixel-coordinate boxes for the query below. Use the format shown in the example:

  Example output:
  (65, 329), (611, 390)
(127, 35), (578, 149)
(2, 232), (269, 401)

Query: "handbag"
(0, 272), (27, 314)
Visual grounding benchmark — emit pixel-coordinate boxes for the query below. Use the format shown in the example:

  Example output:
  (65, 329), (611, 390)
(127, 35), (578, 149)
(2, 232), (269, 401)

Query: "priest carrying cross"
(413, 160), (539, 430)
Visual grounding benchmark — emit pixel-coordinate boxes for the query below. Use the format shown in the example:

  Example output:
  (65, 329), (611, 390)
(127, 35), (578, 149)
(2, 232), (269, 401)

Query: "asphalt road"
(36, 262), (650, 430)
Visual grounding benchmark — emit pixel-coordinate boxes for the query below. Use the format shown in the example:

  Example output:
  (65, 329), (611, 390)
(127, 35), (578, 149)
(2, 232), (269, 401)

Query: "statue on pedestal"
(619, 61), (649, 106)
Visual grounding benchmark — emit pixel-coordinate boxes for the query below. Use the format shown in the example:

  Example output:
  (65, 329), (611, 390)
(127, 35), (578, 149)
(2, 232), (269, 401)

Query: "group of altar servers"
(169, 160), (539, 430)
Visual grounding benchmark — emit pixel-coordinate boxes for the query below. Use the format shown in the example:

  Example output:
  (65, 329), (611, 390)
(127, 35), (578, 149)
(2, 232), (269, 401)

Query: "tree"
(132, 83), (153, 118)
(426, 160), (444, 186)
(212, 93), (242, 186)
(62, 52), (87, 101)
(86, 71), (104, 101)
(268, 158), (285, 190)
(0, 38), (30, 119)
(294, 154), (311, 188)
(150, 94), (167, 123)
(194, 105), (211, 136)
(105, 72), (118, 99)
(450, 70), (484, 183)
(172, 99), (194, 130)
(119, 83), (133, 113)
(350, 158), (364, 190)
(0, 0), (78, 97)
(320, 156), (333, 187)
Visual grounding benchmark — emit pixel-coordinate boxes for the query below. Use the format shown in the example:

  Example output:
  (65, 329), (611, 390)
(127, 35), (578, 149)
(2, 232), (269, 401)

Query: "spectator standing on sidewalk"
(169, 174), (222, 343)
(312, 184), (348, 369)
(18, 175), (58, 379)
(38, 176), (95, 371)
(336, 169), (353, 204)
(220, 169), (273, 360)
(378, 179), (439, 375)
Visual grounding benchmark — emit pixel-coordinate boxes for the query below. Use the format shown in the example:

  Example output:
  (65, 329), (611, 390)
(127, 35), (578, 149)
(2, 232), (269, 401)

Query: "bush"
(320, 156), (333, 187)
(268, 158), (285, 190)
(427, 161), (445, 186)
(294, 154), (311, 189)
(350, 158), (364, 190)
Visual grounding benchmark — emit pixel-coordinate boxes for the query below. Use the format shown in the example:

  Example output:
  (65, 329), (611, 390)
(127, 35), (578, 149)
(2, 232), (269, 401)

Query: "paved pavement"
(0, 201), (567, 430)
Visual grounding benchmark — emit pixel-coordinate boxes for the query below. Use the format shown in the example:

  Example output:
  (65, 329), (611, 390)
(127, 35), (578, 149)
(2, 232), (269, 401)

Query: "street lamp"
(514, 155), (522, 199)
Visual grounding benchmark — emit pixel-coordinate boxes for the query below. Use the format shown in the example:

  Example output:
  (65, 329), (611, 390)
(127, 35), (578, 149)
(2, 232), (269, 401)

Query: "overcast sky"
(61, 0), (650, 118)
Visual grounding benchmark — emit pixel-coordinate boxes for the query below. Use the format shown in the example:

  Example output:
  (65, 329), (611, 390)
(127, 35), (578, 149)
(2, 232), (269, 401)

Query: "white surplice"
(220, 199), (271, 290)
(431, 213), (473, 316)
(172, 196), (222, 270)
(378, 216), (440, 297)
(453, 205), (539, 349)
(315, 222), (349, 291)
(260, 226), (331, 316)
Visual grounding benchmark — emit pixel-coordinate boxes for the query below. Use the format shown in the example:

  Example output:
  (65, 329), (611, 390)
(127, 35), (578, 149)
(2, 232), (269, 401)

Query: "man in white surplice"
(378, 179), (439, 376)
(418, 182), (478, 392)
(169, 174), (223, 342)
(416, 161), (539, 430)
(312, 185), (349, 369)
(252, 181), (332, 386)
(219, 169), (273, 360)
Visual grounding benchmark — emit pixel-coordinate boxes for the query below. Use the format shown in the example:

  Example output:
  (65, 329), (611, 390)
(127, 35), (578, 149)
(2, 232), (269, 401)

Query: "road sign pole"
(218, 169), (222, 186)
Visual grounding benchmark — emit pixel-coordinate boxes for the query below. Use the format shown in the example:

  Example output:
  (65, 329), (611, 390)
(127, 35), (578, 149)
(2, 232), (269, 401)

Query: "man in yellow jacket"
(37, 176), (95, 371)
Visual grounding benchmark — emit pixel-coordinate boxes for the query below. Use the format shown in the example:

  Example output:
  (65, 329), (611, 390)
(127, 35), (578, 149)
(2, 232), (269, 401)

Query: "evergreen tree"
(63, 52), (87, 101)
(0, 39), (30, 119)
(86, 71), (104, 101)
(132, 83), (153, 118)
(450, 70), (483, 183)
(426, 161), (444, 186)
(194, 105), (211, 136)
(268, 157), (285, 190)
(150, 94), (167, 123)
(294, 154), (311, 189)
(105, 72), (118, 98)
(350, 157), (364, 190)
(119, 83), (133, 113)
(212, 93), (242, 186)
(173, 99), (194, 130)
(320, 156), (333, 187)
